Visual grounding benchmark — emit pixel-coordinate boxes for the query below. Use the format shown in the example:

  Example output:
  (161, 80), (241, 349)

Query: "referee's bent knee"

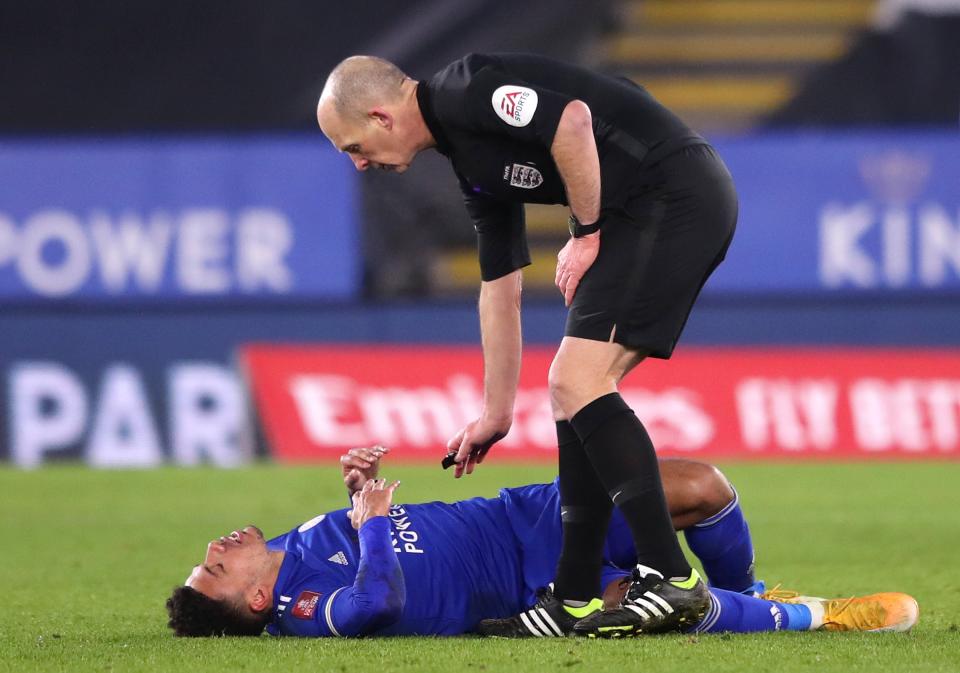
(547, 371), (617, 420)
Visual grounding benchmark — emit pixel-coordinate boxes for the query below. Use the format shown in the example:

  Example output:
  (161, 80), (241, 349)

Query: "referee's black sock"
(570, 392), (692, 580)
(552, 420), (613, 603)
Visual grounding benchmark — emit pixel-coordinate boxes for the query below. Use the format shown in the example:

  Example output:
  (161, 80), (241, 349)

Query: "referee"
(316, 53), (737, 638)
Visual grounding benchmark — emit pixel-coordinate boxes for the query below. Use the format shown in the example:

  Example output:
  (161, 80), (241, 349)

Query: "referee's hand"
(555, 233), (600, 307)
(446, 416), (508, 478)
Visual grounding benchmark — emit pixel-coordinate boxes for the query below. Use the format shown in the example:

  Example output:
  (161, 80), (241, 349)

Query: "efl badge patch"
(492, 85), (538, 127)
(291, 591), (322, 620)
(504, 163), (543, 189)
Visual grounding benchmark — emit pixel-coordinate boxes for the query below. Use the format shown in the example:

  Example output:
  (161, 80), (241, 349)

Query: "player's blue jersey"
(263, 480), (634, 638)
(265, 495), (527, 637)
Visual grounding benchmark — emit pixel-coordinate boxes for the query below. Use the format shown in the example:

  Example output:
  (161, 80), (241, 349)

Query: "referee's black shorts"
(565, 143), (737, 359)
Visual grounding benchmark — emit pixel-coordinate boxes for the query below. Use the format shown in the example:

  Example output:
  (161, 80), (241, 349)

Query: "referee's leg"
(549, 336), (693, 583)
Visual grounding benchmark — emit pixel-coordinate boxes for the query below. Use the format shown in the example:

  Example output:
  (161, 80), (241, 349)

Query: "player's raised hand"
(446, 416), (508, 479)
(348, 478), (400, 530)
(341, 445), (389, 494)
(555, 233), (600, 307)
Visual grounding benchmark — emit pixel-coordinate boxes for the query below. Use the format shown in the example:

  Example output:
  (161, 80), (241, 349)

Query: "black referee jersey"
(414, 52), (708, 282)
(416, 53), (737, 358)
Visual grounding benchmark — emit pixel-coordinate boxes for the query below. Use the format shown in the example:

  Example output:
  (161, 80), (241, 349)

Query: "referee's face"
(318, 104), (415, 174)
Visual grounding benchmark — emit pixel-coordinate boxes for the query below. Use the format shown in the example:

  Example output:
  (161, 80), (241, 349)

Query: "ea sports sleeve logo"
(492, 85), (538, 127)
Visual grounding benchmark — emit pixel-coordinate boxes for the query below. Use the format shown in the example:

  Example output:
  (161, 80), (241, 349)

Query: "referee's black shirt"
(415, 53), (706, 281)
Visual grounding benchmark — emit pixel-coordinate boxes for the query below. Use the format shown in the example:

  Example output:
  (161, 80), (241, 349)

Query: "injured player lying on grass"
(166, 447), (918, 638)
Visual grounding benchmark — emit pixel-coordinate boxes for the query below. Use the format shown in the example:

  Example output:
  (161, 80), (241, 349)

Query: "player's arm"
(341, 445), (389, 498)
(323, 480), (406, 637)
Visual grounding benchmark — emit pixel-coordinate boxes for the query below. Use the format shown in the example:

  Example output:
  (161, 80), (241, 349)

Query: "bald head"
(320, 55), (408, 122)
(317, 56), (433, 174)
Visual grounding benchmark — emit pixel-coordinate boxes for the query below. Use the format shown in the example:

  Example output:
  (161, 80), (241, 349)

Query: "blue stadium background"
(2, 0), (959, 466)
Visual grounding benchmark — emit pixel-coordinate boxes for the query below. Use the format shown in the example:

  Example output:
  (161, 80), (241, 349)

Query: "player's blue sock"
(683, 488), (756, 593)
(693, 589), (813, 633)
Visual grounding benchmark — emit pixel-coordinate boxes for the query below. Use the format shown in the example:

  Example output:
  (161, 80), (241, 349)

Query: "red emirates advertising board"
(240, 345), (960, 462)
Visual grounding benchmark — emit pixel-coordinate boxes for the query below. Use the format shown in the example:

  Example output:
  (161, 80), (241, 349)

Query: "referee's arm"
(478, 269), (523, 429)
(551, 100), (601, 226)
(447, 187), (528, 476)
(552, 100), (603, 306)
(447, 268), (521, 476)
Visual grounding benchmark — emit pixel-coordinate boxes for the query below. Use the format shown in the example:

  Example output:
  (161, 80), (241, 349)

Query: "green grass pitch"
(2, 462), (959, 673)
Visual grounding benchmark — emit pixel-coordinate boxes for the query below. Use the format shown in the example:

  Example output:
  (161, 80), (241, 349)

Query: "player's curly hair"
(166, 586), (269, 637)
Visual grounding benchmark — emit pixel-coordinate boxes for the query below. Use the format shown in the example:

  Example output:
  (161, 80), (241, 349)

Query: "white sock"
(806, 601), (825, 630)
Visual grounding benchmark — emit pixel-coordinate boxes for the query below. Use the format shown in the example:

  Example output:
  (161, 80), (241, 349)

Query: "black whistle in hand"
(441, 452), (458, 470)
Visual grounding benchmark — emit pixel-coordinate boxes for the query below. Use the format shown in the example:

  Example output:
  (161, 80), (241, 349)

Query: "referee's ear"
(369, 108), (393, 129)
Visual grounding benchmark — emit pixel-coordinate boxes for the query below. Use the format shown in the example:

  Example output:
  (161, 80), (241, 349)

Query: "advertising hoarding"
(710, 133), (960, 295)
(0, 137), (359, 303)
(242, 345), (960, 462)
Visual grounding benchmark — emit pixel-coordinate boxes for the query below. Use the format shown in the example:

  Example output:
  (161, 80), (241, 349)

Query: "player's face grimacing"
(185, 525), (270, 602)
(317, 103), (416, 174)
